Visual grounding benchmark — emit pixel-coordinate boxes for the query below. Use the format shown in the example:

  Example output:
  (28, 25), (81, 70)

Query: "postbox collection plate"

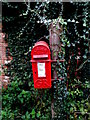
(37, 62), (46, 77)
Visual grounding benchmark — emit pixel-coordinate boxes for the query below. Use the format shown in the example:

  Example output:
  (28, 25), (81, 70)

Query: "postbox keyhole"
(35, 72), (36, 74)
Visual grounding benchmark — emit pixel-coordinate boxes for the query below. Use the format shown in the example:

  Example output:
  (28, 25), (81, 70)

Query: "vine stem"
(76, 58), (90, 71)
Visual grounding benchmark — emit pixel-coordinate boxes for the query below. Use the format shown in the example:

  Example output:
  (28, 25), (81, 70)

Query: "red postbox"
(31, 41), (51, 89)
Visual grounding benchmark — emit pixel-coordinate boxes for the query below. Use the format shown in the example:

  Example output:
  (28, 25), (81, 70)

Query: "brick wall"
(0, 33), (12, 89)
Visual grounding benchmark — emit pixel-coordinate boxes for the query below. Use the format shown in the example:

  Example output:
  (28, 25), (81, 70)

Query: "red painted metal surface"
(31, 41), (51, 89)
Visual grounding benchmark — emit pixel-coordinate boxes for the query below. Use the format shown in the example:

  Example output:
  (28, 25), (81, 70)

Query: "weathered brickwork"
(0, 33), (12, 89)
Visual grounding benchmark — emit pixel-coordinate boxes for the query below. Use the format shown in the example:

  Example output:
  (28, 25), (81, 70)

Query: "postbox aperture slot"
(33, 55), (48, 59)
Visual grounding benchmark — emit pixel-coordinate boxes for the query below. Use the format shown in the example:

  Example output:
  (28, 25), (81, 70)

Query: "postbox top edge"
(31, 41), (51, 56)
(33, 41), (49, 49)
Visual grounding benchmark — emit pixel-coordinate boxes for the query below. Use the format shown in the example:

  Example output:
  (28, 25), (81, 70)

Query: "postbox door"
(32, 60), (51, 88)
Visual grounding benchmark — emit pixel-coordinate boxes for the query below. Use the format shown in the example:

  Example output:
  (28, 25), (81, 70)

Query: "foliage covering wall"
(2, 2), (90, 120)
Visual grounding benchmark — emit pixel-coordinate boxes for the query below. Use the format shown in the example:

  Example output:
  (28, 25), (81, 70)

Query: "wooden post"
(49, 22), (62, 118)
(49, 22), (62, 79)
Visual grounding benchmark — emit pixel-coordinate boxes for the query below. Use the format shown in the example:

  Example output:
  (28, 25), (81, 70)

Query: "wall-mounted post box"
(31, 41), (51, 89)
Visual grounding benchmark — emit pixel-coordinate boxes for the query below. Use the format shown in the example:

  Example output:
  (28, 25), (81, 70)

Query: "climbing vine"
(1, 2), (90, 120)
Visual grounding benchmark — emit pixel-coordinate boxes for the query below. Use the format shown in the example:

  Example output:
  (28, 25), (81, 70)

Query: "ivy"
(2, 2), (89, 120)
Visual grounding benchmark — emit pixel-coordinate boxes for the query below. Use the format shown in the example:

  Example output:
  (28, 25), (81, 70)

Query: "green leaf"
(31, 109), (35, 115)
(0, 71), (1, 76)
(70, 107), (74, 113)
(21, 115), (25, 119)
(83, 23), (86, 26)
(36, 111), (41, 118)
